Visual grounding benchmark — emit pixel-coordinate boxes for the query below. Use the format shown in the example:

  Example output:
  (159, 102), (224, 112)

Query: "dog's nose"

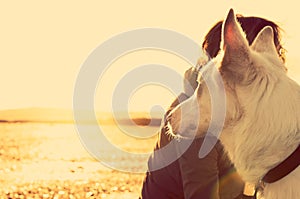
(164, 114), (172, 125)
(165, 113), (172, 124)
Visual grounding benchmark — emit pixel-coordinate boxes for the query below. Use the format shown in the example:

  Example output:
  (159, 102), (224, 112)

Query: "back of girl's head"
(202, 15), (285, 62)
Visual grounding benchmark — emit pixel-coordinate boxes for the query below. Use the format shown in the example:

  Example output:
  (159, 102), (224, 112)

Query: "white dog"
(169, 9), (300, 199)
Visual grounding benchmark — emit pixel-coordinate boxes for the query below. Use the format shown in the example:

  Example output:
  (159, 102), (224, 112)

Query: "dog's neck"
(221, 76), (300, 183)
(225, 116), (299, 182)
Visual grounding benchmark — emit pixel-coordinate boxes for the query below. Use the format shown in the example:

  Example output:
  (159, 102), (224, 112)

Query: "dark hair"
(202, 15), (286, 62)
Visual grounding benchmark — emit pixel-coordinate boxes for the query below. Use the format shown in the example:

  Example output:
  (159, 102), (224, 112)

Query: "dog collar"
(262, 144), (300, 183)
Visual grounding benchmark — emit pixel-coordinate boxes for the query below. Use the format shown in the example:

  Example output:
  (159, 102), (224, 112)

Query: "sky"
(1, 1), (300, 112)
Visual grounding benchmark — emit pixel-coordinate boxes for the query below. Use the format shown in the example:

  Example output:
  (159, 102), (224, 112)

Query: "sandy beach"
(0, 123), (157, 199)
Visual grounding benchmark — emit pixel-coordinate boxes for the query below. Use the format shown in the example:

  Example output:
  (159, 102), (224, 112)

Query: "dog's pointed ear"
(221, 9), (252, 81)
(251, 26), (278, 56)
(222, 9), (249, 55)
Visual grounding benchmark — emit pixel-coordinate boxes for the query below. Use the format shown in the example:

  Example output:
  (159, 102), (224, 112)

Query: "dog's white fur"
(169, 9), (300, 199)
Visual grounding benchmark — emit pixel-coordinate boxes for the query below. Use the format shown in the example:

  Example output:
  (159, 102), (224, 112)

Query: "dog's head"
(168, 9), (288, 138)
